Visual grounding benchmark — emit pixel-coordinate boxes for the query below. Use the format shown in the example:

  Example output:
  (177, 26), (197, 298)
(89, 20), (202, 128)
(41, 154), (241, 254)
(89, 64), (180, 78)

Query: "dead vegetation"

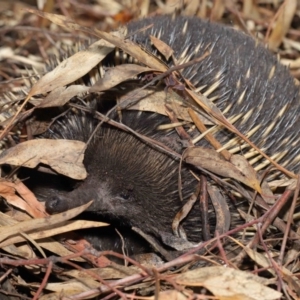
(0, 0), (300, 299)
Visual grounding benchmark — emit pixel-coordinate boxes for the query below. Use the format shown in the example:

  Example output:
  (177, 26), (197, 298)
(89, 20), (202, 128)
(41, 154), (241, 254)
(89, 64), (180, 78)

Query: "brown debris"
(0, 1), (300, 300)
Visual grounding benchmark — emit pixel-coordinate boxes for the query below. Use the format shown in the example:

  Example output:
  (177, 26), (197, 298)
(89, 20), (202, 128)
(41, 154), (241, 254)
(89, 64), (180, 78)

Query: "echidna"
(125, 15), (300, 172)
(10, 15), (300, 250)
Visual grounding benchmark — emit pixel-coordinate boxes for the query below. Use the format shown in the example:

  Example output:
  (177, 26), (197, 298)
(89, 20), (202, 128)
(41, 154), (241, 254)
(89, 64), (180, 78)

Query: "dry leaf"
(0, 212), (36, 258)
(208, 185), (231, 234)
(183, 147), (262, 192)
(0, 219), (107, 249)
(0, 202), (92, 243)
(0, 180), (45, 217)
(37, 85), (90, 108)
(0, 210), (81, 260)
(175, 266), (282, 300)
(242, 0), (260, 20)
(65, 266), (138, 281)
(90, 64), (154, 92)
(118, 87), (208, 123)
(268, 0), (297, 50)
(150, 35), (174, 60)
(243, 247), (276, 276)
(28, 38), (118, 97)
(39, 279), (99, 295)
(0, 139), (87, 180)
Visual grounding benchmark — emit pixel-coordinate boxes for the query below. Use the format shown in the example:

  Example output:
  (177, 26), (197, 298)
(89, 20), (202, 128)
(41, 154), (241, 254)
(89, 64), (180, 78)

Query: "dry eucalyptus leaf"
(118, 88), (208, 123)
(0, 220), (107, 249)
(28, 38), (117, 97)
(150, 35), (174, 60)
(36, 279), (99, 296)
(242, 0), (260, 20)
(0, 237), (75, 263)
(0, 211), (81, 261)
(0, 202), (92, 243)
(175, 266), (282, 300)
(0, 139), (87, 180)
(244, 246), (295, 280)
(119, 87), (176, 115)
(208, 185), (231, 234)
(0, 212), (36, 258)
(259, 178), (275, 205)
(26, 117), (52, 136)
(172, 190), (198, 237)
(65, 265), (138, 281)
(38, 238), (86, 263)
(90, 64), (154, 92)
(183, 147), (261, 192)
(0, 242), (32, 260)
(160, 231), (196, 251)
(186, 89), (224, 124)
(268, 0), (297, 50)
(0, 180), (45, 217)
(243, 247), (276, 277)
(37, 85), (90, 108)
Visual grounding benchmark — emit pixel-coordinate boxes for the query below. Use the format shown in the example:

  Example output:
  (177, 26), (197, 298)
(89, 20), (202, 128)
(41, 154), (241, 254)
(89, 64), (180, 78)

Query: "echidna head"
(46, 125), (190, 235)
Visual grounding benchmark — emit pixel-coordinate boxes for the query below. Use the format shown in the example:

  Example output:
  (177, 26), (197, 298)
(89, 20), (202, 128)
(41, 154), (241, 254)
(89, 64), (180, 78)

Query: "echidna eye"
(120, 186), (134, 200)
(120, 190), (130, 200)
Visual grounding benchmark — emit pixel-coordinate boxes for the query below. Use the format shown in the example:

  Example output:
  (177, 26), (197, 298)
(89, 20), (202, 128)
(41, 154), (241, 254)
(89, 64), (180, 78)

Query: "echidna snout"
(46, 179), (131, 216)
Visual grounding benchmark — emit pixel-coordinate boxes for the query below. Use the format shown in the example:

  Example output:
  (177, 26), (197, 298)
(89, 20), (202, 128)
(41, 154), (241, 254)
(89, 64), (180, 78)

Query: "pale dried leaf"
(244, 247), (275, 276)
(118, 88), (208, 123)
(0, 139), (87, 180)
(210, 0), (226, 21)
(0, 180), (45, 217)
(28, 38), (116, 97)
(0, 220), (107, 248)
(268, 0), (297, 50)
(242, 0), (260, 20)
(37, 85), (90, 108)
(0, 210), (79, 260)
(65, 265), (138, 281)
(183, 147), (261, 192)
(244, 246), (296, 278)
(0, 214), (34, 258)
(3, 243), (34, 260)
(0, 202), (92, 243)
(175, 266), (282, 300)
(90, 64), (153, 92)
(150, 35), (174, 60)
(39, 294), (63, 300)
(208, 185), (231, 234)
(38, 239), (85, 262)
(41, 279), (99, 295)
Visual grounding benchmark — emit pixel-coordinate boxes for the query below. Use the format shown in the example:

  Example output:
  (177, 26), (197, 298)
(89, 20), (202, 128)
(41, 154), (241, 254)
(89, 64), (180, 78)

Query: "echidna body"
(28, 15), (300, 245)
